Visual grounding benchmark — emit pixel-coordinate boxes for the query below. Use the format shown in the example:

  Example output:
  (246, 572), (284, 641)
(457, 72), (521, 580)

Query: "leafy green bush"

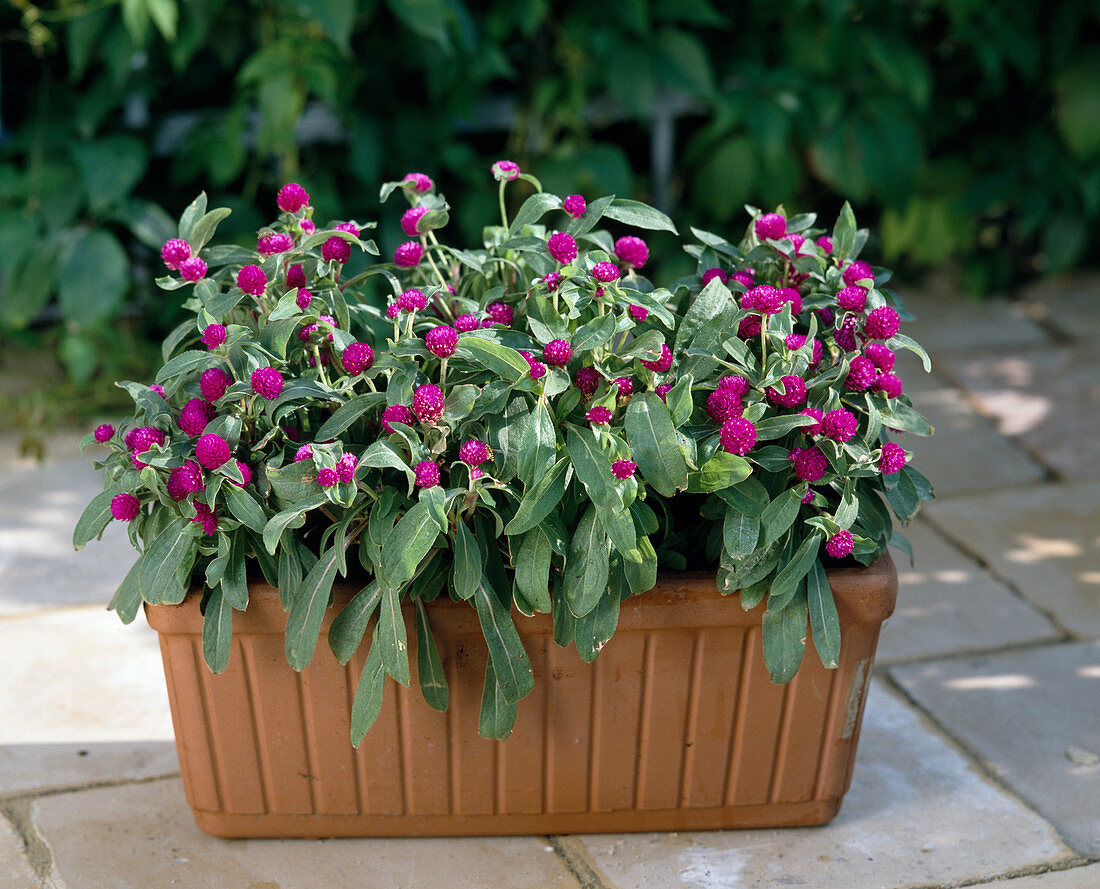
(3, 0), (1098, 390)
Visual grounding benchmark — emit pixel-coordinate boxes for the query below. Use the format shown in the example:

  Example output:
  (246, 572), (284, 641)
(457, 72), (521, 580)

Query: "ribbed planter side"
(146, 555), (896, 838)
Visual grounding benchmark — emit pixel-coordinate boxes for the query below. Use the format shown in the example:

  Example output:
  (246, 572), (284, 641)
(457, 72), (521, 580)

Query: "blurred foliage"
(2, 0), (1099, 403)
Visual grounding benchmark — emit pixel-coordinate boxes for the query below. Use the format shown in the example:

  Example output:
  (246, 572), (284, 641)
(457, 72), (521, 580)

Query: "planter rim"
(145, 553), (897, 637)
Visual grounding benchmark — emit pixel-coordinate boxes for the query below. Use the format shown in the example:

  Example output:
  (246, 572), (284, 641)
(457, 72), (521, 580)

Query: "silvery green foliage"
(76, 173), (933, 743)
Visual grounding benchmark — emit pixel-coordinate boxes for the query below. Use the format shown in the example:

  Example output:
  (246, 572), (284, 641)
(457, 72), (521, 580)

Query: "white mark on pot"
(840, 660), (869, 739)
(677, 847), (748, 888)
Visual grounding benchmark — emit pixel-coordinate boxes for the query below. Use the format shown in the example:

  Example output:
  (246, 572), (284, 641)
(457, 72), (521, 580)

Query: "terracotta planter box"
(145, 554), (896, 838)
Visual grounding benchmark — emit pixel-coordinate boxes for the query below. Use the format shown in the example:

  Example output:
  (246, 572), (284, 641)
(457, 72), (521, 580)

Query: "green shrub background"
(2, 0), (1098, 400)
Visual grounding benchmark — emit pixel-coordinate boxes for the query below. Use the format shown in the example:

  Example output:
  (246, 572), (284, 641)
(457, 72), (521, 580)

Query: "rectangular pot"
(145, 554), (896, 838)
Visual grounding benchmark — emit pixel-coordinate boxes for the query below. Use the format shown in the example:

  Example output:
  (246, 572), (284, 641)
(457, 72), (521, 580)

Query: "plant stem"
(422, 236), (451, 292)
(498, 180), (509, 229)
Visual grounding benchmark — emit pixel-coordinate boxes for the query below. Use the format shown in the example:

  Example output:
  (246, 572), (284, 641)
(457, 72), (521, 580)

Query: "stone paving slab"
(890, 640), (1100, 857)
(926, 482), (1100, 638)
(0, 606), (175, 795)
(561, 681), (1073, 889)
(897, 274), (1048, 353)
(878, 519), (1060, 664)
(31, 778), (581, 889)
(1020, 273), (1100, 343)
(0, 456), (135, 615)
(893, 368), (1048, 498)
(1002, 864), (1100, 888)
(936, 344), (1100, 482)
(0, 816), (37, 889)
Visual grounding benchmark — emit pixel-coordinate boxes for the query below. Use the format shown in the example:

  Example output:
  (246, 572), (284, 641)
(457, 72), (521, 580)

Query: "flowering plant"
(75, 165), (932, 742)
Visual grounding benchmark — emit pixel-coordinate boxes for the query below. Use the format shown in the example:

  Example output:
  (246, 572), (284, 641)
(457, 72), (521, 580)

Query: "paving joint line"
(903, 856), (1096, 889)
(0, 771), (180, 806)
(872, 631), (1077, 672)
(547, 835), (611, 889)
(1, 799), (67, 889)
(916, 510), (1082, 640)
(876, 675), (1085, 858)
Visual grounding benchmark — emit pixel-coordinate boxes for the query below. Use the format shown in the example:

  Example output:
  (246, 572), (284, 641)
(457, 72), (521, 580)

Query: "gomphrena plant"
(76, 163), (933, 742)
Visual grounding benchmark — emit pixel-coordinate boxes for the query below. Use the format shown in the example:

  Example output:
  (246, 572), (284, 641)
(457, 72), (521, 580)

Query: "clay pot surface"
(146, 555), (897, 838)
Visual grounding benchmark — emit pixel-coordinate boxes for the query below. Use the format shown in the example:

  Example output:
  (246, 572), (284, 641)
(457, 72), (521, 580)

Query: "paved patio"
(1, 274), (1097, 888)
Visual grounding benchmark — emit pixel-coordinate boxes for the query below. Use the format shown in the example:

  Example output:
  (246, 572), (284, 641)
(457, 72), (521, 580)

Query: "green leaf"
(570, 313), (617, 354)
(514, 525), (553, 613)
(329, 581), (383, 663)
(415, 599), (449, 710)
(360, 440), (412, 474)
(188, 207), (232, 252)
(285, 547), (341, 670)
(567, 194), (616, 237)
(478, 658), (518, 740)
(258, 316), (298, 359)
(503, 456), (570, 535)
(888, 334), (932, 373)
(806, 560), (840, 669)
(832, 202), (857, 261)
(599, 508), (640, 563)
(202, 586), (233, 674)
(451, 521), (482, 600)
(690, 451), (752, 493)
(563, 505), (610, 618)
(380, 502), (439, 588)
(315, 394), (386, 440)
(567, 425), (623, 511)
(552, 578), (576, 645)
(458, 336), (530, 383)
(603, 198), (678, 233)
(754, 414), (817, 440)
(716, 477), (770, 516)
(768, 532), (822, 611)
(624, 392), (689, 497)
(509, 192), (563, 235)
(420, 484), (447, 533)
(378, 583), (411, 686)
(835, 483), (859, 529)
(719, 537), (782, 593)
(879, 399), (933, 436)
(350, 629), (386, 747)
(885, 469), (921, 523)
(219, 534), (249, 610)
(277, 541), (303, 610)
(723, 507), (760, 560)
(759, 488), (801, 549)
(665, 374), (695, 427)
(224, 485), (267, 534)
(674, 277), (734, 357)
(625, 535), (658, 595)
(517, 400), (557, 489)
(472, 577), (534, 704)
(154, 349), (215, 384)
(138, 517), (194, 605)
(268, 289), (304, 321)
(58, 230), (128, 326)
(178, 192), (208, 241)
(762, 583), (808, 684)
(575, 584), (622, 663)
(73, 487), (122, 550)
(262, 493), (327, 553)
(107, 559), (143, 624)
